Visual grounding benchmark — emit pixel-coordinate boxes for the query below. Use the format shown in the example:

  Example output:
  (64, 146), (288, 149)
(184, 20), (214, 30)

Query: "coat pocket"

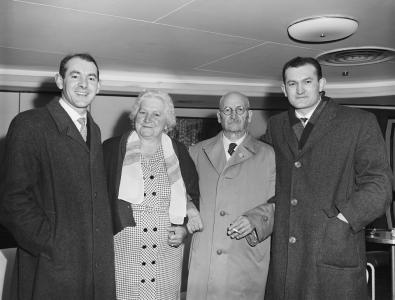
(318, 216), (359, 268)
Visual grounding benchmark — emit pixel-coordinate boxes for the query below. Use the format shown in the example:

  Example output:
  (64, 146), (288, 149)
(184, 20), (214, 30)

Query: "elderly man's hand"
(186, 205), (204, 234)
(167, 226), (187, 248)
(227, 215), (254, 240)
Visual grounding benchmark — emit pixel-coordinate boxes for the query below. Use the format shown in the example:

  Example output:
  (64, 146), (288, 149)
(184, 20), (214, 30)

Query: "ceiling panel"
(9, 0), (192, 21)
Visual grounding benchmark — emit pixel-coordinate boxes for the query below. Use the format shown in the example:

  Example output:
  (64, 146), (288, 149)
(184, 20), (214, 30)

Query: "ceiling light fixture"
(287, 15), (358, 43)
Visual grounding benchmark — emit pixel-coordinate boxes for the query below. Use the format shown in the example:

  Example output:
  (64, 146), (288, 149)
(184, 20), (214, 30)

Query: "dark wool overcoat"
(0, 100), (116, 300)
(264, 99), (392, 300)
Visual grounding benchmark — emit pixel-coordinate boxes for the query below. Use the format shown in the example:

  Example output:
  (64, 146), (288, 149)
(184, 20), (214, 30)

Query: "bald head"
(219, 91), (250, 109)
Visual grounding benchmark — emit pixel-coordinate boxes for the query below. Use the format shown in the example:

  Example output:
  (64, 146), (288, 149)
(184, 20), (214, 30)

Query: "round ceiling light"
(288, 15), (358, 43)
(317, 47), (395, 66)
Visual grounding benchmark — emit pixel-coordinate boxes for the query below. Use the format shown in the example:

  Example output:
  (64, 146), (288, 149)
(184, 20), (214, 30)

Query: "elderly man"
(0, 53), (115, 299)
(187, 91), (275, 300)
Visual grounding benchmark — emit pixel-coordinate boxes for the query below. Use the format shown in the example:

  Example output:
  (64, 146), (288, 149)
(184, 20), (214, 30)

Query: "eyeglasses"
(220, 106), (249, 116)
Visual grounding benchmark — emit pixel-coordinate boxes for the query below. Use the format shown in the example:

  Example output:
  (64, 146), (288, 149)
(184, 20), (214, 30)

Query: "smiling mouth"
(75, 91), (88, 96)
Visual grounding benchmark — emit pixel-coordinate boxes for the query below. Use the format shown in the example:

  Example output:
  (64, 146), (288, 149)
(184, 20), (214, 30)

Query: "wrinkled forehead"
(220, 93), (249, 108)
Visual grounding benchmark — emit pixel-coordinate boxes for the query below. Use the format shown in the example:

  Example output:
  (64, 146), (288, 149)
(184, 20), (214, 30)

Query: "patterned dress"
(114, 147), (184, 300)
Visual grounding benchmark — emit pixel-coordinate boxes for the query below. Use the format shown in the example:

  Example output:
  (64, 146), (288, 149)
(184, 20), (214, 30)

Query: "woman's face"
(135, 96), (168, 139)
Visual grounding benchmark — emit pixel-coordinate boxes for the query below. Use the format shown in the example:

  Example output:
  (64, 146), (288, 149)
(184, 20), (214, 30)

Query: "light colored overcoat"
(264, 99), (392, 300)
(187, 133), (275, 300)
(0, 100), (115, 300)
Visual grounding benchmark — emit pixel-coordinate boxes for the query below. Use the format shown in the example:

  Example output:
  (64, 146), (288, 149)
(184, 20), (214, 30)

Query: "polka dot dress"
(114, 146), (184, 300)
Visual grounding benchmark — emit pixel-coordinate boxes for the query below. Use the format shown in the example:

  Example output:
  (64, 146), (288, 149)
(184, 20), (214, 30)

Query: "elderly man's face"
(217, 93), (251, 135)
(135, 97), (168, 139)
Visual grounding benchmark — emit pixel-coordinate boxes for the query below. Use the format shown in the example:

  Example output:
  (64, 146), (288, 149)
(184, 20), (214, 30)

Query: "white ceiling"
(1, 0), (395, 100)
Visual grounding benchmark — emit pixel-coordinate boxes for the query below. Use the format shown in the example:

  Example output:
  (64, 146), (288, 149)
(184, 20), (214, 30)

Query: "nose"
(78, 76), (88, 88)
(144, 113), (152, 123)
(296, 84), (304, 94)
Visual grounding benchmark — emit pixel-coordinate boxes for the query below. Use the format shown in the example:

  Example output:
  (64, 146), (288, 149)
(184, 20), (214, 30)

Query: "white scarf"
(118, 131), (187, 224)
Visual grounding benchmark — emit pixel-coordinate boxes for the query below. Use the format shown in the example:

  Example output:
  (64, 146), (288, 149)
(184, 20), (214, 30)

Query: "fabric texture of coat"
(264, 98), (393, 300)
(187, 132), (275, 300)
(0, 100), (116, 300)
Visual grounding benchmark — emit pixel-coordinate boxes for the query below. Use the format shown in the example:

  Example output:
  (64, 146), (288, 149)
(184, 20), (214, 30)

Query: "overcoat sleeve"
(337, 113), (393, 232)
(0, 114), (54, 258)
(172, 139), (200, 209)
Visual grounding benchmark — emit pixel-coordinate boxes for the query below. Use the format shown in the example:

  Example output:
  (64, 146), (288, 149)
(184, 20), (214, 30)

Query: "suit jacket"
(187, 132), (275, 300)
(0, 100), (115, 300)
(102, 131), (199, 234)
(264, 99), (393, 300)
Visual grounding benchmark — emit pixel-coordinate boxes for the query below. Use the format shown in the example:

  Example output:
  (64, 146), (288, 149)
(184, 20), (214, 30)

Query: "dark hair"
(59, 53), (99, 79)
(282, 56), (322, 83)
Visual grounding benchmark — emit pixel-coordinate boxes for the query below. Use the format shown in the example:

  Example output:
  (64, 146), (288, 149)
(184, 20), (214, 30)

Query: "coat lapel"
(47, 99), (89, 152)
(226, 134), (256, 169)
(281, 113), (300, 158)
(298, 100), (338, 157)
(203, 133), (227, 174)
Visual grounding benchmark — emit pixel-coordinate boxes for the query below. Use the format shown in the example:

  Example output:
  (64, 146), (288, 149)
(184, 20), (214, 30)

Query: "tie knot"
(299, 117), (308, 125)
(228, 143), (237, 156)
(77, 117), (86, 126)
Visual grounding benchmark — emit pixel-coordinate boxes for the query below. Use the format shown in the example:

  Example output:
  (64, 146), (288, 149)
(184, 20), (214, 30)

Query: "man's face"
(217, 93), (251, 135)
(55, 57), (100, 115)
(282, 64), (326, 114)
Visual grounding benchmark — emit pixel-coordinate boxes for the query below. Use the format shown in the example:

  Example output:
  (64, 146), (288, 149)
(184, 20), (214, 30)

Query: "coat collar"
(202, 132), (259, 174)
(46, 99), (92, 152)
(282, 98), (339, 157)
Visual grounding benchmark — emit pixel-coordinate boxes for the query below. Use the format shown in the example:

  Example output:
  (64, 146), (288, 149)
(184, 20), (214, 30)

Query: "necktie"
(228, 143), (237, 156)
(77, 117), (87, 142)
(300, 117), (308, 127)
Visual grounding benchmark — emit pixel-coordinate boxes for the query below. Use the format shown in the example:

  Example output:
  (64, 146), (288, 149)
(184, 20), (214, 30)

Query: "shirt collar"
(59, 98), (87, 124)
(295, 99), (321, 120)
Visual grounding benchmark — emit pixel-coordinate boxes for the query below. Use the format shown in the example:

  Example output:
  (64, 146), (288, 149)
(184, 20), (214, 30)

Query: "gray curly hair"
(129, 90), (177, 132)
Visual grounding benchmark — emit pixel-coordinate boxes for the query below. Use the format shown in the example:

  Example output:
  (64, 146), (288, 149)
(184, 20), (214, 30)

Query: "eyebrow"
(69, 70), (98, 78)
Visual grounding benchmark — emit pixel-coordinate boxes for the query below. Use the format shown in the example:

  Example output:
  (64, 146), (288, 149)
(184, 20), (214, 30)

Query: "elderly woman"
(103, 90), (202, 300)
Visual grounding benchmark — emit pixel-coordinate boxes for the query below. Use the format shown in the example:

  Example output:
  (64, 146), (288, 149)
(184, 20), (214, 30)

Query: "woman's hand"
(186, 202), (204, 234)
(167, 226), (187, 248)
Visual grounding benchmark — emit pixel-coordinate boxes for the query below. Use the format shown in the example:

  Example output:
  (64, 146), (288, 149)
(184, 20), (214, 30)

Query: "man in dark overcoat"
(0, 53), (115, 299)
(262, 57), (393, 299)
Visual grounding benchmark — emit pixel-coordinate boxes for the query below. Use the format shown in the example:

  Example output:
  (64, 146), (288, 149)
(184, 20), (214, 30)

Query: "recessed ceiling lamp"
(288, 15), (358, 43)
(317, 47), (395, 66)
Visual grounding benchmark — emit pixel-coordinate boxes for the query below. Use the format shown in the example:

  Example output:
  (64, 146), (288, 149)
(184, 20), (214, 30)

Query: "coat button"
(219, 210), (226, 216)
(289, 236), (296, 244)
(142, 262), (146, 266)
(216, 249), (222, 255)
(141, 279), (145, 283)
(294, 161), (302, 168)
(150, 175), (154, 179)
(263, 215), (269, 222)
(291, 199), (298, 206)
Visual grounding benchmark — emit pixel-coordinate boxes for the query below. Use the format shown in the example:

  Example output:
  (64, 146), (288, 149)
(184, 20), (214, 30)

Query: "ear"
(217, 111), (221, 124)
(55, 73), (64, 90)
(96, 80), (101, 94)
(318, 77), (326, 92)
(247, 109), (253, 124)
(281, 83), (287, 97)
